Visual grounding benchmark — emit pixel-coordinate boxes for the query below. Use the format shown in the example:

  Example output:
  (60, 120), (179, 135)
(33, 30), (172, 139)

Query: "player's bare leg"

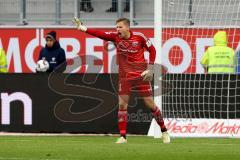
(115, 95), (129, 144)
(142, 96), (170, 143)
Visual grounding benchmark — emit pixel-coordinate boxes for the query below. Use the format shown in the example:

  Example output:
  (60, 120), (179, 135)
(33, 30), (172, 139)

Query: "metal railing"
(1, 0), (238, 26)
(0, 0), (154, 26)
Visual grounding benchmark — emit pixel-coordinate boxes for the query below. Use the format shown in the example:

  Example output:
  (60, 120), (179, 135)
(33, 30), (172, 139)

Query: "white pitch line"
(183, 143), (238, 146)
(0, 158), (65, 160)
(0, 158), (24, 160)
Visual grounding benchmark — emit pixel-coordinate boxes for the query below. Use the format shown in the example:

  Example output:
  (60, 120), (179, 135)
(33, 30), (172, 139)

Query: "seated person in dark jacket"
(37, 31), (66, 73)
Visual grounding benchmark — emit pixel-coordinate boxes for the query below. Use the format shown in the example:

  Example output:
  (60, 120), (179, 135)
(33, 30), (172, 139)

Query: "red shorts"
(118, 78), (153, 97)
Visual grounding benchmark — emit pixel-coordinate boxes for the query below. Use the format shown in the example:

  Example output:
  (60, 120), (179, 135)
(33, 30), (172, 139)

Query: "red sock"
(151, 107), (167, 132)
(118, 109), (127, 138)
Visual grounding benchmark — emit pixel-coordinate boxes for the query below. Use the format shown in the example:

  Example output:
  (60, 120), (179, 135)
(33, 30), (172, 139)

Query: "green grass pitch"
(0, 135), (240, 160)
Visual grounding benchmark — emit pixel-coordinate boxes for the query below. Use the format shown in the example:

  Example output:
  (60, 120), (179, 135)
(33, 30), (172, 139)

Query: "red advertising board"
(0, 28), (239, 73)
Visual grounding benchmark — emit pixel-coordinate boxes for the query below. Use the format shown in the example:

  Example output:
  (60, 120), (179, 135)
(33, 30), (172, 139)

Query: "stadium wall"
(1, 27), (240, 136)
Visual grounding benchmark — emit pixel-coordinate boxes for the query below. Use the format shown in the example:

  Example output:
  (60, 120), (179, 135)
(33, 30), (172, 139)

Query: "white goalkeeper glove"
(141, 64), (154, 81)
(72, 17), (87, 32)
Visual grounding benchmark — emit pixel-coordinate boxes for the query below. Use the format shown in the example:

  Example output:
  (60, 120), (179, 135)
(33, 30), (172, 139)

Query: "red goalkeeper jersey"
(86, 29), (156, 79)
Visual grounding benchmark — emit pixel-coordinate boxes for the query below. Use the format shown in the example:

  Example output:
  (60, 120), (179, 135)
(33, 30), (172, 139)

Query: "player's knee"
(119, 103), (128, 110)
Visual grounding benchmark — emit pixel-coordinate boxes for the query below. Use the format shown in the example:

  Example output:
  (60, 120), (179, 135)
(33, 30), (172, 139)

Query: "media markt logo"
(196, 122), (209, 133)
(206, 122), (240, 135)
(166, 119), (240, 136)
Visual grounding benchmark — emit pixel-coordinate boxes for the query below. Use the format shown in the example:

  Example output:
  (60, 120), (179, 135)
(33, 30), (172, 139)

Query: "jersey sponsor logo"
(132, 41), (139, 47)
(118, 40), (140, 53)
(118, 40), (130, 49)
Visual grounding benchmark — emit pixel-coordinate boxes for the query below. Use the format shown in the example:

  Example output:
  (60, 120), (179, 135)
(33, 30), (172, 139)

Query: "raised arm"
(73, 17), (116, 42)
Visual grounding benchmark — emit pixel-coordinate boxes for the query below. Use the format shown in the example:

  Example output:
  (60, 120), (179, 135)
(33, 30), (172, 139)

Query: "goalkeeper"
(73, 17), (170, 144)
(201, 31), (235, 73)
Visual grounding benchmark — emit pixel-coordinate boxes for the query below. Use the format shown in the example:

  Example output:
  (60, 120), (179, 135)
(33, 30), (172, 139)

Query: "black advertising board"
(0, 73), (152, 134)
